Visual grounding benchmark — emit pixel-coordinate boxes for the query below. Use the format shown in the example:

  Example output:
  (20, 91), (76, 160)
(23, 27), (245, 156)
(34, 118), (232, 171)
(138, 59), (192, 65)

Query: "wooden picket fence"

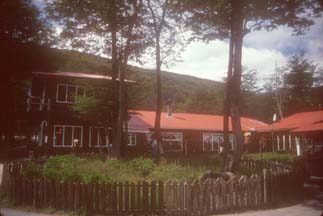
(1, 161), (304, 215)
(240, 159), (292, 173)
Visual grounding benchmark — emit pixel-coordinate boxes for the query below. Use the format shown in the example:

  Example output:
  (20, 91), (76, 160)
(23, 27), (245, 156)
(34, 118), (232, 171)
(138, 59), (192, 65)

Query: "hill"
(43, 48), (226, 115)
(7, 44), (272, 122)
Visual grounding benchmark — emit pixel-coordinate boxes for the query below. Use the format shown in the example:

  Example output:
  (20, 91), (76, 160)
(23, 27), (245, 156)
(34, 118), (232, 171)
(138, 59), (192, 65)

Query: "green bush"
(21, 161), (43, 179)
(149, 164), (202, 181)
(43, 154), (81, 181)
(130, 157), (156, 177)
(20, 154), (224, 183)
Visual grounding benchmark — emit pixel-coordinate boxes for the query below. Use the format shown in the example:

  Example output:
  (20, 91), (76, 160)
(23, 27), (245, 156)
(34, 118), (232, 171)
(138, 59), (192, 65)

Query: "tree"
(180, 0), (322, 171)
(0, 0), (52, 154)
(240, 68), (260, 117)
(145, 0), (184, 158)
(46, 0), (149, 156)
(283, 52), (316, 115)
(263, 65), (285, 120)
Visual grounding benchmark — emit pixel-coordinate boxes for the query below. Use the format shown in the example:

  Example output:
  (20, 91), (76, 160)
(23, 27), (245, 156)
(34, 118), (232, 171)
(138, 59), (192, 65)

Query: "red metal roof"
(292, 122), (323, 133)
(128, 110), (268, 132)
(33, 71), (135, 83)
(256, 111), (323, 132)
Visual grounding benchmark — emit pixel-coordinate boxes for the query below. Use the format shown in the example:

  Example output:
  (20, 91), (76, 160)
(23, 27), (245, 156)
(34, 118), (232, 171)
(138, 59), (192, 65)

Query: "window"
(145, 132), (153, 143)
(56, 84), (94, 103)
(128, 132), (136, 146)
(161, 132), (183, 152)
(53, 125), (83, 147)
(203, 133), (233, 152)
(89, 127), (110, 147)
(203, 133), (223, 152)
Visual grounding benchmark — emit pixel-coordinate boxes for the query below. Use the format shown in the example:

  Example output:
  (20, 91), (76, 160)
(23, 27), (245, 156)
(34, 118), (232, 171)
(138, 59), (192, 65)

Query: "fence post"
(263, 169), (267, 205)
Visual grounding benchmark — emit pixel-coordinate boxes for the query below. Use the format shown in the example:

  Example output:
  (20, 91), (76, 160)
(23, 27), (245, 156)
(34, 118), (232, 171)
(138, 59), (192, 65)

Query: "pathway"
(214, 190), (323, 216)
(0, 208), (59, 216)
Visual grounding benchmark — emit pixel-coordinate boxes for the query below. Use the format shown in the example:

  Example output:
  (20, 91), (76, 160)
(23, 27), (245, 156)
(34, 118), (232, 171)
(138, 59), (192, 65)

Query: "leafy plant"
(130, 157), (156, 177)
(43, 155), (81, 181)
(21, 161), (43, 179)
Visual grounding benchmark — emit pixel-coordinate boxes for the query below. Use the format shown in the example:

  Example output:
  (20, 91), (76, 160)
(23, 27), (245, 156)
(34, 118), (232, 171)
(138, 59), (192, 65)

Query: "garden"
(21, 154), (222, 183)
(1, 152), (304, 215)
(20, 152), (299, 183)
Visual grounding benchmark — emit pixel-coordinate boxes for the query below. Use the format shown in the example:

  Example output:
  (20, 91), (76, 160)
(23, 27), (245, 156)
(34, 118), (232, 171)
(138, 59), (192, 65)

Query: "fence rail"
(241, 159), (292, 173)
(1, 161), (303, 215)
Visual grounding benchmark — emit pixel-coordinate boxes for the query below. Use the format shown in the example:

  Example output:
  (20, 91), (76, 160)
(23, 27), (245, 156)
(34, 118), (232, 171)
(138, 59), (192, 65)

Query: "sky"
(34, 0), (323, 84)
(159, 17), (323, 83)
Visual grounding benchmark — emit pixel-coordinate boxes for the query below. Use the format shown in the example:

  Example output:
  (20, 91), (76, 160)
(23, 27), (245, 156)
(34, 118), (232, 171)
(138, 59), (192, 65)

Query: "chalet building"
(255, 111), (323, 156)
(26, 71), (135, 154)
(27, 71), (268, 155)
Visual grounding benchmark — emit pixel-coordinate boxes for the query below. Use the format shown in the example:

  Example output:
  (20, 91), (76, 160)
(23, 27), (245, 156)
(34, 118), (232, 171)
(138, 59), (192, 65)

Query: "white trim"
(89, 126), (110, 147)
(128, 130), (150, 133)
(128, 132), (136, 146)
(53, 125), (83, 147)
(56, 83), (87, 104)
(202, 133), (222, 152)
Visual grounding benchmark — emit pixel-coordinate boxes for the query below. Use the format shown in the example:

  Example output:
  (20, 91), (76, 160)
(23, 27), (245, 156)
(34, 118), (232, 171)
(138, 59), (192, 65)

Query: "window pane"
(57, 85), (66, 102)
(77, 87), (84, 97)
(91, 127), (98, 146)
(64, 127), (72, 147)
(98, 128), (106, 146)
(67, 86), (76, 103)
(162, 133), (182, 151)
(54, 126), (64, 146)
(203, 134), (212, 151)
(73, 127), (82, 147)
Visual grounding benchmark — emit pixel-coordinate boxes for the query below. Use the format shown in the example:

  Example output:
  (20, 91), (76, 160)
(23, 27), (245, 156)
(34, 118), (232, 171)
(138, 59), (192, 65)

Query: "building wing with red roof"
(128, 110), (268, 132)
(255, 111), (323, 133)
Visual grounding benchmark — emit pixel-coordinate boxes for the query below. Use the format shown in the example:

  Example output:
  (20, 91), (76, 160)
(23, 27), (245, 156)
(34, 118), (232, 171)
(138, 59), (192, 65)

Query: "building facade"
(27, 71), (268, 156)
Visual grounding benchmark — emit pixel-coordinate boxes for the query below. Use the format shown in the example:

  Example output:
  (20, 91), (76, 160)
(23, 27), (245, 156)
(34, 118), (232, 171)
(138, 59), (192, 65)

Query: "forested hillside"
(36, 48), (276, 122)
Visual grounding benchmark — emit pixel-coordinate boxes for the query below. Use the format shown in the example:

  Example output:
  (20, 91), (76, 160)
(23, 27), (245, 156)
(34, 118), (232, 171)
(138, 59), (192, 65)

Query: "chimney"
(166, 98), (172, 117)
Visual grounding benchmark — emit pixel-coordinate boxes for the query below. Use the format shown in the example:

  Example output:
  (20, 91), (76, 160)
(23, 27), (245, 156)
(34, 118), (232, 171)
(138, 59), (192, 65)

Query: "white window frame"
(128, 132), (136, 146)
(89, 127), (110, 147)
(53, 125), (83, 147)
(56, 84), (89, 104)
(202, 133), (233, 152)
(203, 133), (222, 152)
(161, 132), (183, 152)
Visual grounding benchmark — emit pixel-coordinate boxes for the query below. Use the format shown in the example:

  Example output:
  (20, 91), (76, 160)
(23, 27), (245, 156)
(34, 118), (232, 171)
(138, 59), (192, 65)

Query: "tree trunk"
(115, 64), (125, 157)
(0, 77), (15, 157)
(110, 0), (120, 156)
(222, 0), (244, 172)
(113, 0), (140, 157)
(229, 0), (244, 171)
(154, 36), (162, 159)
(223, 36), (234, 154)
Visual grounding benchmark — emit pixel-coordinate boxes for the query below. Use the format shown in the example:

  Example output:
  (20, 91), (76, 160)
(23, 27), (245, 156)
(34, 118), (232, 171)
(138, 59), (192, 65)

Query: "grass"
(23, 154), (221, 183)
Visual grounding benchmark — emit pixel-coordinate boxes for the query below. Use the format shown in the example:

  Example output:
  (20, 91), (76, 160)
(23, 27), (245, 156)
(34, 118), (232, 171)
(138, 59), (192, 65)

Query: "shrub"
(21, 161), (43, 179)
(77, 159), (108, 183)
(43, 154), (81, 181)
(149, 164), (202, 181)
(130, 157), (156, 177)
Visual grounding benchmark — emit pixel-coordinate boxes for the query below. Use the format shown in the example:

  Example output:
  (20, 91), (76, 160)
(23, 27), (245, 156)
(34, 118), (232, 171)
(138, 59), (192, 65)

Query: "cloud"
(164, 40), (287, 82)
(244, 17), (323, 66)
(160, 17), (323, 84)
